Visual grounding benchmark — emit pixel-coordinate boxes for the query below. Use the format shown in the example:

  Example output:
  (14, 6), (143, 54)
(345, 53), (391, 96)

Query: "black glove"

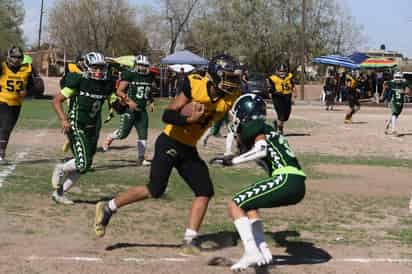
(209, 154), (235, 166)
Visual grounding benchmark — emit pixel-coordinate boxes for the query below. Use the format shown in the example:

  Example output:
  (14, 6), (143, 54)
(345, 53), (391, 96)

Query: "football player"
(343, 78), (360, 124)
(94, 54), (242, 256)
(102, 55), (156, 166)
(210, 94), (306, 271)
(51, 52), (119, 204)
(0, 46), (39, 164)
(383, 72), (410, 135)
(266, 64), (296, 134)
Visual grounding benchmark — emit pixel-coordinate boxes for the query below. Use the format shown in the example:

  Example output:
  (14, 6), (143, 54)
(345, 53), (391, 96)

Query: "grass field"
(1, 98), (412, 274)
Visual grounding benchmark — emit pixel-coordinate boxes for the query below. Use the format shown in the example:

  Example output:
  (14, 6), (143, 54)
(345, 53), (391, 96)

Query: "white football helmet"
(393, 72), (404, 82)
(84, 52), (108, 80)
(135, 55), (150, 75)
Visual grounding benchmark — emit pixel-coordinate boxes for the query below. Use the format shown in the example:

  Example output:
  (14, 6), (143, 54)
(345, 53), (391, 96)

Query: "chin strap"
(232, 139), (268, 165)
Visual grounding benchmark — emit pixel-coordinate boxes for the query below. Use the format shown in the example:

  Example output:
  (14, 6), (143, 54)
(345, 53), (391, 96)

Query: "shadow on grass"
(397, 132), (412, 137)
(284, 133), (311, 137)
(349, 121), (368, 124)
(105, 231), (238, 252)
(269, 230), (331, 265)
(208, 230), (330, 270)
(72, 196), (113, 205)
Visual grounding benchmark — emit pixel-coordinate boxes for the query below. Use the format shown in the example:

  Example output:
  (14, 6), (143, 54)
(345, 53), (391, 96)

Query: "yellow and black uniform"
(148, 74), (240, 198)
(0, 61), (34, 159)
(268, 72), (294, 122)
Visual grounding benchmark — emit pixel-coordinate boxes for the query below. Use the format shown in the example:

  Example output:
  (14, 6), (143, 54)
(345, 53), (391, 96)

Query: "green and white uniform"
(233, 120), (306, 211)
(388, 80), (408, 116)
(62, 73), (116, 173)
(114, 70), (154, 140)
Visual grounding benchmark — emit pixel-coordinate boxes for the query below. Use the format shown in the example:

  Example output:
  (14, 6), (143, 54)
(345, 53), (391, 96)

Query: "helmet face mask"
(229, 94), (267, 134)
(276, 64), (288, 78)
(135, 55), (150, 75)
(208, 54), (242, 95)
(7, 46), (24, 68)
(84, 52), (108, 80)
(393, 72), (404, 83)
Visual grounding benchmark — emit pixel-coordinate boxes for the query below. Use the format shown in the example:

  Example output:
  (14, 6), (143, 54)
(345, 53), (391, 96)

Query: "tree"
(162, 0), (201, 54)
(183, 0), (365, 72)
(48, 0), (150, 58)
(0, 0), (25, 52)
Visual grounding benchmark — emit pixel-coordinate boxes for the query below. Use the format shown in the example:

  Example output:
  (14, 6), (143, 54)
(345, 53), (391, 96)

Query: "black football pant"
(0, 102), (21, 158)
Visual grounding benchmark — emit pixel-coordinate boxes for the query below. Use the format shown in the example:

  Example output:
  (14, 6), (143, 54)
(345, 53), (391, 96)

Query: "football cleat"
(179, 239), (201, 257)
(52, 190), (74, 205)
(230, 252), (265, 271)
(95, 202), (113, 238)
(258, 243), (273, 265)
(51, 164), (65, 189)
(137, 159), (151, 166)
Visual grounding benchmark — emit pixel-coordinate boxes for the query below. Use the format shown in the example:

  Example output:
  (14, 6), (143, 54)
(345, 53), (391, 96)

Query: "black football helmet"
(276, 63), (288, 78)
(7, 46), (24, 68)
(229, 93), (266, 134)
(208, 54), (242, 94)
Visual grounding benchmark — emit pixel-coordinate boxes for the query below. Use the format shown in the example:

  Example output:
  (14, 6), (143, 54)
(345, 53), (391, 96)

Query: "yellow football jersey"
(163, 74), (240, 147)
(269, 73), (294, 95)
(0, 62), (32, 106)
(68, 63), (82, 73)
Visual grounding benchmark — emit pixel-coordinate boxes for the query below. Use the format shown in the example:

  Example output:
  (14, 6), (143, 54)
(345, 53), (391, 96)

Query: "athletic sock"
(137, 140), (147, 160)
(234, 217), (259, 254)
(183, 228), (198, 243)
(250, 219), (265, 246)
(108, 199), (118, 212)
(62, 170), (80, 192)
(391, 115), (397, 131)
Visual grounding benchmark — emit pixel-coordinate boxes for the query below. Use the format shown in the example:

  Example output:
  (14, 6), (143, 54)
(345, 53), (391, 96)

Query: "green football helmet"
(229, 93), (266, 134)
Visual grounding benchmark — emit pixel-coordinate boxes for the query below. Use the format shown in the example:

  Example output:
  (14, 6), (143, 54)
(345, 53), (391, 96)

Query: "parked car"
(246, 71), (269, 99)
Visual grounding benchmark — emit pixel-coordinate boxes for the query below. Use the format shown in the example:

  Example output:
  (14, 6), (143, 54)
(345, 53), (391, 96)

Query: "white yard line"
(1, 255), (412, 265)
(0, 119), (57, 187)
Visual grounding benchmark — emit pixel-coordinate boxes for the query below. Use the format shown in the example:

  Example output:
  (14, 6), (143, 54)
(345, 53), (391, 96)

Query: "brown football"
(180, 102), (196, 117)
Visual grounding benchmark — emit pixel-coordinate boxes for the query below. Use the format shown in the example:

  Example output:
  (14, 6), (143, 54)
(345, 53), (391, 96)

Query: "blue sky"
(23, 0), (412, 58)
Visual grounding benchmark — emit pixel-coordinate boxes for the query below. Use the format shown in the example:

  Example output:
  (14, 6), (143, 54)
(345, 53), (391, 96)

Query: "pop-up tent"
(161, 50), (208, 65)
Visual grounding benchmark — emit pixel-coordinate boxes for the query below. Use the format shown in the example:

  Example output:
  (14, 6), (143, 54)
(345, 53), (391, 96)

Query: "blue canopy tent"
(160, 50), (208, 97)
(161, 50), (209, 65)
(312, 55), (360, 70)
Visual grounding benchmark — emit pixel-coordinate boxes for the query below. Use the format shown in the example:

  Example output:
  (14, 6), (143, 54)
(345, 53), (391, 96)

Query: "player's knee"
(147, 183), (167, 198)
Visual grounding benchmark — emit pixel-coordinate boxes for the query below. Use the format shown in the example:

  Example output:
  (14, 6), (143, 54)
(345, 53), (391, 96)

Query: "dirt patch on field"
(311, 164), (412, 197)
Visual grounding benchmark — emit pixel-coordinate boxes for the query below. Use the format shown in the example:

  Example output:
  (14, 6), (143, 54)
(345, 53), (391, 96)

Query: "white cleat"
(52, 191), (74, 205)
(137, 159), (151, 166)
(259, 243), (273, 265)
(230, 252), (265, 272)
(51, 164), (65, 189)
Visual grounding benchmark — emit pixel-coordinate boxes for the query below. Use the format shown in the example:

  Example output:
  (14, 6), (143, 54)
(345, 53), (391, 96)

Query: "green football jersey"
(388, 80), (408, 107)
(239, 120), (302, 176)
(63, 73), (115, 125)
(121, 70), (154, 110)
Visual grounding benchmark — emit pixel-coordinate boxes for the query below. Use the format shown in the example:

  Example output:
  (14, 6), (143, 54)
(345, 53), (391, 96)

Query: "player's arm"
(52, 87), (73, 133)
(231, 134), (267, 164)
(211, 134), (267, 166)
(116, 80), (137, 111)
(162, 77), (204, 125)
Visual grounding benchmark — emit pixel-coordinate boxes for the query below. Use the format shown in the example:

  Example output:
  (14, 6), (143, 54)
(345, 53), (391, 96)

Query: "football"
(180, 102), (196, 117)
